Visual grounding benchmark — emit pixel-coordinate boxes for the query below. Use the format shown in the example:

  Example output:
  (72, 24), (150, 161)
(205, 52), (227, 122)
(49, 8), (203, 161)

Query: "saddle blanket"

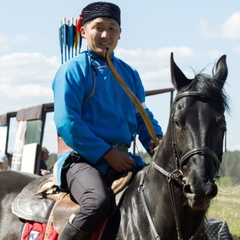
(21, 219), (107, 240)
(21, 221), (58, 240)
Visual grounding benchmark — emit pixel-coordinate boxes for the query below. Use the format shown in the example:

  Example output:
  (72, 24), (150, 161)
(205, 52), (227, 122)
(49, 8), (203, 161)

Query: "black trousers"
(65, 161), (113, 233)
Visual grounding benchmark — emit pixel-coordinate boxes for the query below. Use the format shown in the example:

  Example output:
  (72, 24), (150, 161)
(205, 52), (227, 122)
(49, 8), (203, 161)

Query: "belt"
(111, 143), (128, 153)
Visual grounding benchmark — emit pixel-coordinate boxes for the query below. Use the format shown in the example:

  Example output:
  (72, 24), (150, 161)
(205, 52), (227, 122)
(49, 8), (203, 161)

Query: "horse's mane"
(184, 66), (230, 113)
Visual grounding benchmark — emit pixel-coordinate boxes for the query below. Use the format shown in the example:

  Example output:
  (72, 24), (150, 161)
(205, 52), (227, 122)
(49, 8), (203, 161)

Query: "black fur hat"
(82, 2), (121, 26)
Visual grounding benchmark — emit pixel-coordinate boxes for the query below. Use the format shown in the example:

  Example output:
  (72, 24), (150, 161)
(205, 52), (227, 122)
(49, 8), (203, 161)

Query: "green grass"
(207, 185), (240, 239)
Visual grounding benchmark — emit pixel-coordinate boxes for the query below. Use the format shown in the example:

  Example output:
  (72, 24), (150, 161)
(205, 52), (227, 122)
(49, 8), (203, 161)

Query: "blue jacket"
(52, 50), (163, 188)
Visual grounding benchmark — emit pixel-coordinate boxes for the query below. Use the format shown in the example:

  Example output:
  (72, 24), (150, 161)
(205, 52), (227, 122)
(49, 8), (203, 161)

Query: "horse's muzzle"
(183, 181), (218, 210)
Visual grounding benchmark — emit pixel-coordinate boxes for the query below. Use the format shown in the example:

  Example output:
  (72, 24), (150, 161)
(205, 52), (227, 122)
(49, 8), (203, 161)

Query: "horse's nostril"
(205, 183), (218, 198)
(183, 184), (192, 194)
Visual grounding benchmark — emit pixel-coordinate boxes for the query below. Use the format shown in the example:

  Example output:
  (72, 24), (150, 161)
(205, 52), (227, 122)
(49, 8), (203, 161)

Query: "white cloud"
(115, 47), (196, 90)
(0, 52), (59, 85)
(116, 47), (195, 67)
(0, 52), (59, 114)
(16, 84), (52, 97)
(221, 12), (240, 39)
(199, 12), (240, 39)
(0, 84), (53, 114)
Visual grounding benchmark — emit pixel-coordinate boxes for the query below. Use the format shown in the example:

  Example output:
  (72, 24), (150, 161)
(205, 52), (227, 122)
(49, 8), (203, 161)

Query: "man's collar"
(87, 48), (114, 61)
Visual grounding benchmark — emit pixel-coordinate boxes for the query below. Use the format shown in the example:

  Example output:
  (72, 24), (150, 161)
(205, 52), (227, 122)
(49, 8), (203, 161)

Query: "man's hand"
(40, 169), (50, 175)
(148, 136), (163, 157)
(104, 149), (136, 172)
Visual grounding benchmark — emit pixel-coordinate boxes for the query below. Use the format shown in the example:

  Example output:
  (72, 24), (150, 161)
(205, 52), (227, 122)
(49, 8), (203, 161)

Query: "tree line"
(219, 150), (240, 186)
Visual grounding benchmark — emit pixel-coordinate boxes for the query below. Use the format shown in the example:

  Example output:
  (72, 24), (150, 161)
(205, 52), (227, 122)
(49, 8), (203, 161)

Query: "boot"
(58, 222), (91, 240)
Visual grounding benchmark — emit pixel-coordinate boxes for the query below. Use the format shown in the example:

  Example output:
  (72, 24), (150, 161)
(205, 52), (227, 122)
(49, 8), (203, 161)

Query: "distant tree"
(219, 150), (240, 185)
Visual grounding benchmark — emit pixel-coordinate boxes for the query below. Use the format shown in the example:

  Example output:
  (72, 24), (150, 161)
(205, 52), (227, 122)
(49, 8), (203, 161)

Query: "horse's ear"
(214, 55), (228, 87)
(170, 52), (190, 91)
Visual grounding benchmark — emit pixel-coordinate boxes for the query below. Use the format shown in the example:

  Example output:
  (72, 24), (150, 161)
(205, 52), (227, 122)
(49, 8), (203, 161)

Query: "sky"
(0, 0), (240, 153)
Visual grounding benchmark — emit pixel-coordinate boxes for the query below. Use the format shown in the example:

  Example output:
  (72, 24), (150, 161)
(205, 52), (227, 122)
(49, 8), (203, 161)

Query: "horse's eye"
(222, 123), (227, 131)
(216, 115), (226, 131)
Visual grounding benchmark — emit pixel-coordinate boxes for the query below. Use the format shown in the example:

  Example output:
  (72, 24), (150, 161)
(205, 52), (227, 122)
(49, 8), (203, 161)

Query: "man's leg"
(59, 162), (112, 239)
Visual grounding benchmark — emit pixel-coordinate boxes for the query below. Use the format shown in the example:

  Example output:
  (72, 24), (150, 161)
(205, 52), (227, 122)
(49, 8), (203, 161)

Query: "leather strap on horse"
(104, 48), (158, 144)
(44, 192), (68, 240)
(138, 168), (160, 239)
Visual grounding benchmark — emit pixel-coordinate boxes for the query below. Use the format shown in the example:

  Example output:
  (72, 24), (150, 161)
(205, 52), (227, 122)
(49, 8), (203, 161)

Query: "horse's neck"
(154, 136), (176, 170)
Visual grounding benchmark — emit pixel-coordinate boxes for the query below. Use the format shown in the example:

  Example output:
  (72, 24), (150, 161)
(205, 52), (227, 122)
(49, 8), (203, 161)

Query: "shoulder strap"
(104, 49), (158, 144)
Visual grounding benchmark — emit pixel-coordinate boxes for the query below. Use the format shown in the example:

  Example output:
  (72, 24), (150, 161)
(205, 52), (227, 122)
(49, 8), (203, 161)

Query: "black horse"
(0, 171), (38, 240)
(0, 53), (228, 240)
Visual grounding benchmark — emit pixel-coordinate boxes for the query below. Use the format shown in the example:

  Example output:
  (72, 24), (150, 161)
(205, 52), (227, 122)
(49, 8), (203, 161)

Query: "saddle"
(12, 171), (132, 236)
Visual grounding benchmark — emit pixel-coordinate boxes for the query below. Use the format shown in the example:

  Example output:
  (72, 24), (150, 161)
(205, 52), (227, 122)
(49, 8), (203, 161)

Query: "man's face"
(81, 17), (121, 56)
(0, 162), (8, 170)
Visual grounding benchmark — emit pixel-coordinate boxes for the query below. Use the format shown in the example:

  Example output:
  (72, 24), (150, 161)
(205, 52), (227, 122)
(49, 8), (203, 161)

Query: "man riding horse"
(52, 2), (163, 239)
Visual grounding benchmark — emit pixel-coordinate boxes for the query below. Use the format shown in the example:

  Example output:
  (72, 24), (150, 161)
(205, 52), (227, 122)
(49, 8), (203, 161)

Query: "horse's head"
(159, 53), (228, 210)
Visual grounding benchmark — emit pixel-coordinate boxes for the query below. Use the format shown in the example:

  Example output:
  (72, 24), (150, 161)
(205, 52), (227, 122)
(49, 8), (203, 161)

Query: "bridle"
(171, 91), (222, 172)
(138, 91), (226, 240)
